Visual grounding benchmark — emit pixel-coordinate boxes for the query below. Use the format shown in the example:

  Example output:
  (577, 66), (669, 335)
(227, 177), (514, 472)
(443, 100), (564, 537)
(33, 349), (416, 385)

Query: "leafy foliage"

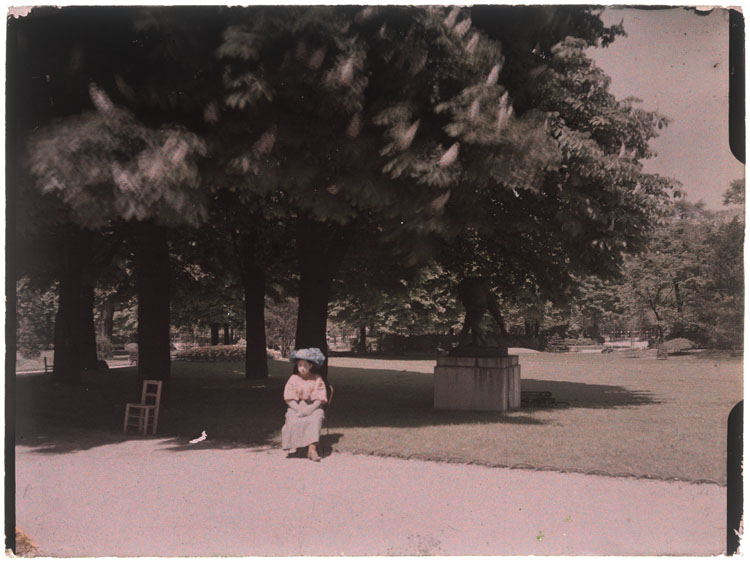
(265, 297), (297, 357)
(169, 223), (245, 332)
(331, 260), (461, 337)
(214, 6), (646, 342)
(18, 6), (714, 368)
(16, 278), (58, 358)
(217, 7), (561, 245)
(442, 36), (675, 308)
(723, 178), (745, 207)
(112, 296), (138, 342)
(615, 196), (743, 348)
(564, 276), (625, 337)
(26, 87), (208, 229)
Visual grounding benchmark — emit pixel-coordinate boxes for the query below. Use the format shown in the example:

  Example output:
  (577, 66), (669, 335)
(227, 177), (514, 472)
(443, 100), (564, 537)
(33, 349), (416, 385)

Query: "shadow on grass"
(521, 378), (660, 409)
(328, 352), (440, 361)
(15, 360), (658, 455)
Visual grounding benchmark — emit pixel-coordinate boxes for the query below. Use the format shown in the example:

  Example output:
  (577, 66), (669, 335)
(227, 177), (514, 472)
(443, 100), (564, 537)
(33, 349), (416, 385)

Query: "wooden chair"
(123, 380), (163, 436)
(324, 384), (334, 435)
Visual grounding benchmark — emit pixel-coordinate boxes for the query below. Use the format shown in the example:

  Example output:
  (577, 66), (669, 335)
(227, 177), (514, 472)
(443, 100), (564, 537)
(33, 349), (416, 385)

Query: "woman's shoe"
(307, 445), (321, 462)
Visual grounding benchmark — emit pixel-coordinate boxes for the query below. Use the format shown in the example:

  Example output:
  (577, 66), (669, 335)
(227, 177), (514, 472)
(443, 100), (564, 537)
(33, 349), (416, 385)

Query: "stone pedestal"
(434, 355), (521, 411)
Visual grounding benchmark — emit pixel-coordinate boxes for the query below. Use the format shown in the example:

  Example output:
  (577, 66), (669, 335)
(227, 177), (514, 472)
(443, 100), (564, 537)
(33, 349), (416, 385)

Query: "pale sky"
(588, 7), (744, 209)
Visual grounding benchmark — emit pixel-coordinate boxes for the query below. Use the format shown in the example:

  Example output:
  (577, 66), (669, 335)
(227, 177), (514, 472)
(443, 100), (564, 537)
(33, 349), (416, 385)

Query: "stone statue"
(453, 277), (508, 356)
(435, 276), (520, 411)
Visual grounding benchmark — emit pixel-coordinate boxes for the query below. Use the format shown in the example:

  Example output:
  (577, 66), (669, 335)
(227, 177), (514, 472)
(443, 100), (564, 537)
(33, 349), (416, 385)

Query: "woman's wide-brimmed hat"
(289, 347), (326, 369)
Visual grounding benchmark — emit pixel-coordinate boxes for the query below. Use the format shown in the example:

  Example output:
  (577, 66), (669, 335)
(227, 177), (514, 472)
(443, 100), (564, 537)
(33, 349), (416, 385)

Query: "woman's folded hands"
(299, 401), (321, 417)
(288, 400), (322, 417)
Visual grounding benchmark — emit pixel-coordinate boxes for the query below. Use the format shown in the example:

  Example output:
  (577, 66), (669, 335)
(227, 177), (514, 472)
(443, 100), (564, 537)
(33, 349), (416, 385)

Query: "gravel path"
(16, 438), (725, 556)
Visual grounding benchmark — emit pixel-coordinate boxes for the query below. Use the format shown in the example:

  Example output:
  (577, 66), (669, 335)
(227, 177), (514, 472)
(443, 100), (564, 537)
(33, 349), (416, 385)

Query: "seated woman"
(281, 347), (328, 461)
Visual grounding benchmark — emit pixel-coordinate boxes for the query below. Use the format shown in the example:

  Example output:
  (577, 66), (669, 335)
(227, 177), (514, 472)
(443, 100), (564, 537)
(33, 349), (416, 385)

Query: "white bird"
(189, 431), (207, 444)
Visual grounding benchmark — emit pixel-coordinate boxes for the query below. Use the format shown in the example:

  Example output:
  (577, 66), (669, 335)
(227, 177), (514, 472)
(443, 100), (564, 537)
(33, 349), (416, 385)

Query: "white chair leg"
(151, 409), (159, 435)
(141, 410), (149, 436)
(123, 405), (130, 433)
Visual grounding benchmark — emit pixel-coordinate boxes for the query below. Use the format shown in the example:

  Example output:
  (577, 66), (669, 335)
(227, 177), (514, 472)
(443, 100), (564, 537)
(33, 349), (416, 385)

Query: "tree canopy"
(14, 5), (707, 377)
(26, 87), (207, 229)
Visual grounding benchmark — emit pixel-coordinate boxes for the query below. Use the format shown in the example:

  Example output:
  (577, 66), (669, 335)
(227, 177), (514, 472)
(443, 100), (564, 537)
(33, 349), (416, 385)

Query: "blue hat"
(289, 347), (326, 369)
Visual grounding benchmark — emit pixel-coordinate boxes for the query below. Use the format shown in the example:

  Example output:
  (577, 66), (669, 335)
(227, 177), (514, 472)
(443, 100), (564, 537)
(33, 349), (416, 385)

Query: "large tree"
(217, 6), (580, 376)
(14, 154), (128, 381)
(434, 34), (676, 310)
(17, 6), (677, 385)
(25, 88), (207, 388)
(10, 7), (133, 382)
(621, 194), (744, 347)
(285, 8), (672, 349)
(17, 7), (226, 388)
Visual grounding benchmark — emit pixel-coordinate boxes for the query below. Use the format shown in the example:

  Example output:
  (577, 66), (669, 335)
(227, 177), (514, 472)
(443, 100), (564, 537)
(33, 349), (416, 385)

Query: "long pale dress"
(281, 374), (328, 451)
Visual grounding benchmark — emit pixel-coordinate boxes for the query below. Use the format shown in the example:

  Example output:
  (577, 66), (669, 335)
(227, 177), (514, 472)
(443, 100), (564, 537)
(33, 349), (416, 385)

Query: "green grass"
(15, 350), (742, 484)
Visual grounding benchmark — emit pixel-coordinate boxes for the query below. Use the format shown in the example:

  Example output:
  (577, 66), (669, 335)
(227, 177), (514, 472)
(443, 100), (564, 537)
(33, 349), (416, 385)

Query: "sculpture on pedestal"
(434, 276), (521, 411)
(452, 277), (508, 356)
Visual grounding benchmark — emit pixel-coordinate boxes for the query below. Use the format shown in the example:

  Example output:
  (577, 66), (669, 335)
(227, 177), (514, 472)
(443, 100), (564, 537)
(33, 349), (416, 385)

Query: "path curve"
(16, 438), (724, 556)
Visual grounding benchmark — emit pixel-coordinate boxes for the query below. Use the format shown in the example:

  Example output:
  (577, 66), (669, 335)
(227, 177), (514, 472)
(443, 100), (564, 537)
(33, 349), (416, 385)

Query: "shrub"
(662, 338), (695, 353)
(564, 337), (599, 346)
(174, 344), (246, 362)
(17, 317), (45, 359)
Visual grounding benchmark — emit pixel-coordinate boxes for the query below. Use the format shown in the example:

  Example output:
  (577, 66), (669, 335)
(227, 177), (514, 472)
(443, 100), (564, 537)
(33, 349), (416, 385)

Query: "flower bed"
(173, 345), (245, 362)
(173, 345), (283, 362)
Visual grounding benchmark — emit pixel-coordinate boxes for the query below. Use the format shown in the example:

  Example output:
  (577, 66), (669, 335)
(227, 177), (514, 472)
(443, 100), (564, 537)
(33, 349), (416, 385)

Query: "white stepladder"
(123, 379), (163, 436)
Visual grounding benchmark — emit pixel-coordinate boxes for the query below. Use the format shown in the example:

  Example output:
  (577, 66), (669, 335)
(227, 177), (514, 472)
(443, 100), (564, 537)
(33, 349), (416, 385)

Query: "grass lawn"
(15, 350), (742, 484)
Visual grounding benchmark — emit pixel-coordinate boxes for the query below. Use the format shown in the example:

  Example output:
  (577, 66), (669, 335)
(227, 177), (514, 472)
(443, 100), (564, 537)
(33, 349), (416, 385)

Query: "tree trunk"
(99, 297), (115, 338)
(294, 215), (355, 381)
(358, 325), (367, 353)
(241, 259), (268, 379)
(672, 278), (684, 314)
(132, 221), (171, 396)
(53, 227), (97, 383)
(53, 271), (82, 383)
(228, 212), (269, 379)
(79, 283), (99, 369)
(223, 323), (230, 345)
(210, 323), (220, 346)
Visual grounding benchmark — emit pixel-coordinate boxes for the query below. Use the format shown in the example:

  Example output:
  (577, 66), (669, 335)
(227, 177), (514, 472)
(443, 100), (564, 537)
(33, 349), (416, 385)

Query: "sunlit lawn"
(15, 350), (742, 484)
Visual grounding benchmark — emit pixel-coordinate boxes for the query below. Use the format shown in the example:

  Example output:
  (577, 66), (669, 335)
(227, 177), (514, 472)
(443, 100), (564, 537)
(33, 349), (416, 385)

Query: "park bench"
(544, 334), (569, 353)
(111, 348), (137, 364)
